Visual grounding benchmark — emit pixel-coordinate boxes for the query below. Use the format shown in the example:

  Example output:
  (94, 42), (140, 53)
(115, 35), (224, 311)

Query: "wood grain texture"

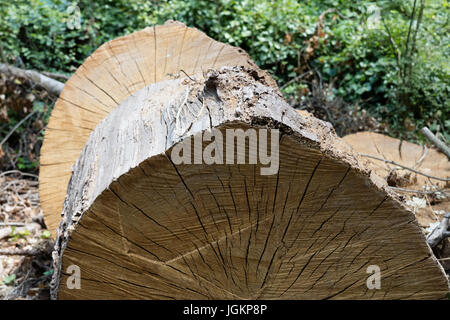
(51, 67), (449, 299)
(39, 21), (275, 235)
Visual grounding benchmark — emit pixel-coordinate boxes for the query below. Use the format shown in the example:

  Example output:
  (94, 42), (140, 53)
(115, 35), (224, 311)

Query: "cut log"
(343, 131), (449, 189)
(51, 67), (449, 299)
(39, 21), (275, 235)
(343, 132), (449, 229)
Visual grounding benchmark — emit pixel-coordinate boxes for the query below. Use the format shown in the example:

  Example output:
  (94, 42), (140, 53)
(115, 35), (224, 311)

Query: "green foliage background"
(1, 0), (449, 144)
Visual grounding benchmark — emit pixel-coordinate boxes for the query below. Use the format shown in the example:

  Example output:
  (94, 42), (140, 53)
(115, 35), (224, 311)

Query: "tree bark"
(420, 127), (450, 160)
(50, 67), (449, 300)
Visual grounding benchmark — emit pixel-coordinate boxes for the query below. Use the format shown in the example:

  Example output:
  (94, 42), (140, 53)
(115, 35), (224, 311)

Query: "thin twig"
(381, 18), (403, 79)
(180, 69), (195, 81)
(0, 170), (39, 179)
(407, 0), (425, 83)
(359, 153), (450, 182)
(0, 222), (26, 227)
(0, 247), (48, 256)
(280, 71), (312, 90)
(412, 145), (427, 169)
(0, 41), (6, 63)
(405, 0), (418, 62)
(0, 110), (37, 147)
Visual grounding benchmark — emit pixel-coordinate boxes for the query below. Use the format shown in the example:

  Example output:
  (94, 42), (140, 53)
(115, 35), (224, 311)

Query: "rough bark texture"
(51, 67), (449, 299)
(39, 21), (275, 235)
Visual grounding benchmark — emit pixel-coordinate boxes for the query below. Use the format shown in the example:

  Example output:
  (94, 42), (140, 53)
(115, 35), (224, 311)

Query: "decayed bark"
(51, 67), (449, 300)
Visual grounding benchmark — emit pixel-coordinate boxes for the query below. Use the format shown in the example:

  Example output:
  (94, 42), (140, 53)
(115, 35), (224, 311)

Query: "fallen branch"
(0, 223), (41, 240)
(420, 127), (450, 160)
(359, 153), (450, 182)
(41, 71), (70, 81)
(0, 222), (25, 227)
(0, 247), (50, 256)
(0, 63), (64, 96)
(0, 170), (39, 179)
(427, 213), (450, 248)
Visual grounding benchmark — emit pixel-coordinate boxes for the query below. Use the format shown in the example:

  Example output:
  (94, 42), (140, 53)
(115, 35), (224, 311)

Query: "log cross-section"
(39, 21), (275, 235)
(51, 67), (449, 299)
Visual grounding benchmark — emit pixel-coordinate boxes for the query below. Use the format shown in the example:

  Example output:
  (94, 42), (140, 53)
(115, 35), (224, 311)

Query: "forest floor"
(0, 172), (52, 300)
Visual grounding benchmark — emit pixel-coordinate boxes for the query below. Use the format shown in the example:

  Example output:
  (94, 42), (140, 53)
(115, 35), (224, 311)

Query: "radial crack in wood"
(51, 67), (449, 299)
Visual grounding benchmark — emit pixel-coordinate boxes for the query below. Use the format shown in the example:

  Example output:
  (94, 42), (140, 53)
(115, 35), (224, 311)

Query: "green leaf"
(43, 269), (54, 277)
(3, 274), (16, 286)
(41, 230), (51, 239)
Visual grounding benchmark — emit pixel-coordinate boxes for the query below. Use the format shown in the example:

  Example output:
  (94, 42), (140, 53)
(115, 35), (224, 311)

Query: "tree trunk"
(50, 67), (449, 299)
